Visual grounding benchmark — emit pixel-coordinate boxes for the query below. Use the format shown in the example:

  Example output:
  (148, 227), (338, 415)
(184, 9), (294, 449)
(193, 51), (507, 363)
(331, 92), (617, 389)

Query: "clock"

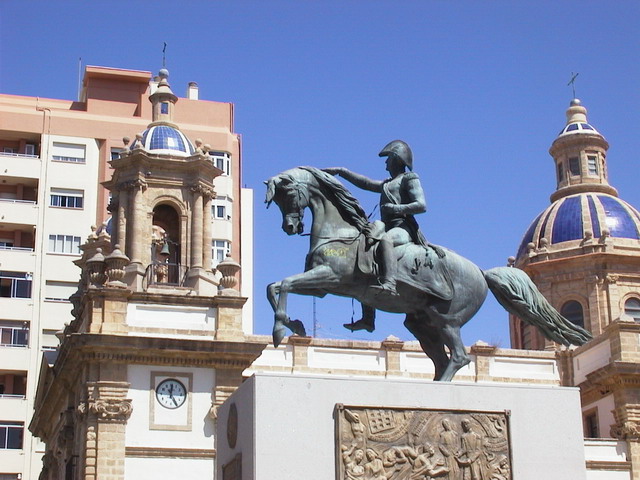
(155, 378), (187, 409)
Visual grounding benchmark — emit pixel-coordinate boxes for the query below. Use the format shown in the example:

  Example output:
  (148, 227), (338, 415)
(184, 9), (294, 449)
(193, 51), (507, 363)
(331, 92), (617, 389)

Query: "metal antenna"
(567, 72), (579, 98)
(162, 42), (167, 68)
(313, 297), (318, 337)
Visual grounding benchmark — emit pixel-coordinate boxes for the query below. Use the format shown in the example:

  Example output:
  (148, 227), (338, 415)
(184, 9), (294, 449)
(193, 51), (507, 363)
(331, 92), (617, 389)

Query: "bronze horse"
(265, 167), (590, 381)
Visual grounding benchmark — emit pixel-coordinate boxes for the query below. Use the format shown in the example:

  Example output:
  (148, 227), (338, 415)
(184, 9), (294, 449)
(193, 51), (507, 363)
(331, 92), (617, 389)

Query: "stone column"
(210, 368), (244, 420)
(78, 381), (132, 480)
(117, 192), (127, 253)
(611, 403), (640, 480)
(129, 184), (142, 264)
(203, 195), (213, 271)
(191, 187), (203, 269)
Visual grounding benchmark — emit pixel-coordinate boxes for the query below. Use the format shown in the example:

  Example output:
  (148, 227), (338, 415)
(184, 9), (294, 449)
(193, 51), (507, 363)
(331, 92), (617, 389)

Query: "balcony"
(0, 151), (41, 179)
(0, 370), (28, 421)
(0, 348), (29, 370)
(0, 231), (36, 272)
(0, 200), (38, 227)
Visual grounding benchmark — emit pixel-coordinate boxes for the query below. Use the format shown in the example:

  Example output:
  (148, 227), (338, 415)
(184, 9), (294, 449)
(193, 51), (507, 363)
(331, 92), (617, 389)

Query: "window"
(111, 148), (121, 161)
(557, 163), (564, 184)
(0, 239), (14, 249)
(568, 157), (580, 176)
(50, 188), (84, 209)
(212, 196), (232, 220)
(584, 411), (599, 438)
(161, 102), (169, 114)
(25, 144), (36, 156)
(0, 271), (32, 299)
(0, 423), (24, 449)
(48, 234), (81, 254)
(624, 298), (640, 321)
(561, 300), (584, 328)
(211, 151), (231, 176)
(0, 322), (29, 347)
(212, 240), (231, 266)
(51, 142), (86, 163)
(587, 154), (599, 176)
(2, 147), (15, 154)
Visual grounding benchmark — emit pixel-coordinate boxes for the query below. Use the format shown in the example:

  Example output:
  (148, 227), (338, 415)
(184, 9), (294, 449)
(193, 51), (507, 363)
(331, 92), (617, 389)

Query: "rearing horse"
(265, 167), (591, 381)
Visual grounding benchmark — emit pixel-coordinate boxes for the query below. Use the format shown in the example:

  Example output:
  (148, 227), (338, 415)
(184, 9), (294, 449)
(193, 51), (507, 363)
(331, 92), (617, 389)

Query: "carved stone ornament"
(227, 402), (238, 449)
(190, 183), (215, 199)
(610, 420), (640, 440)
(118, 178), (148, 191)
(78, 398), (133, 422)
(335, 405), (512, 480)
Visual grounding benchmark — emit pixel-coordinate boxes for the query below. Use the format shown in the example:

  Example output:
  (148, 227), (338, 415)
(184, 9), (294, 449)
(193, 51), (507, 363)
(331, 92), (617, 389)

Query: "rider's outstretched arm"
(323, 167), (383, 193)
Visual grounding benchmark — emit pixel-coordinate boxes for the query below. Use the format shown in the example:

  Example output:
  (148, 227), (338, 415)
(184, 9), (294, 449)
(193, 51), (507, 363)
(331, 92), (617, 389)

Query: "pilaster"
(381, 335), (404, 377)
(78, 381), (132, 480)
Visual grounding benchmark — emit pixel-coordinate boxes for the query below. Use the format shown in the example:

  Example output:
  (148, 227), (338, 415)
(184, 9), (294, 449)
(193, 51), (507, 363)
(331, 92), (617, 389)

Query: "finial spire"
(567, 72), (579, 99)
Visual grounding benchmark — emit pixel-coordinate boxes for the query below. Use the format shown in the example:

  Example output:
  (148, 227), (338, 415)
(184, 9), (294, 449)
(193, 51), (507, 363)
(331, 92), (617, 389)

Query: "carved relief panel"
(335, 405), (511, 480)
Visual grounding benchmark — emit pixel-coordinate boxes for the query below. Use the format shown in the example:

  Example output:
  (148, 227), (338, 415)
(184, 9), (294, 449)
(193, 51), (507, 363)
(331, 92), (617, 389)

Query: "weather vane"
(162, 42), (167, 68)
(567, 72), (579, 98)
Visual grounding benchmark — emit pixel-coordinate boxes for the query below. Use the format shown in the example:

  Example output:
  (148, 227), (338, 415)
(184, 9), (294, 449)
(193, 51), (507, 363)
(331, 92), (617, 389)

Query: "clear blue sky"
(1, 1), (639, 347)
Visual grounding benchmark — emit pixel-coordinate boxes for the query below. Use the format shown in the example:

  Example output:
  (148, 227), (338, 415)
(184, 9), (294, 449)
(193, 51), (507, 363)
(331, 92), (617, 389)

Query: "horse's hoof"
(288, 319), (307, 337)
(273, 325), (287, 347)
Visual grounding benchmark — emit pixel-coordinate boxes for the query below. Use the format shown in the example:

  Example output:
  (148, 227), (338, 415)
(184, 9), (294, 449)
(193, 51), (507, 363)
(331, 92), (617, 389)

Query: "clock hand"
(172, 396), (179, 407)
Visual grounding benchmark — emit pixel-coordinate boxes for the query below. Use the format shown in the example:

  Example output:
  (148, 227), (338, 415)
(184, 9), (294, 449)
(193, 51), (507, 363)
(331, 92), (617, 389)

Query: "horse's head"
(265, 171), (309, 235)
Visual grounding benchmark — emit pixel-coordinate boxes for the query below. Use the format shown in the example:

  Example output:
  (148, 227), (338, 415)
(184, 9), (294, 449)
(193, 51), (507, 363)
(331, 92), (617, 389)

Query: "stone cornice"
(60, 333), (266, 370)
(583, 362), (640, 390)
(128, 291), (247, 308)
(126, 446), (216, 459)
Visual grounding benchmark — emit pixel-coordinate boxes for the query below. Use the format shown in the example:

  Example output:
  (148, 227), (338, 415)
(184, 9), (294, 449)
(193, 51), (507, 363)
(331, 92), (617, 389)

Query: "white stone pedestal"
(216, 373), (586, 479)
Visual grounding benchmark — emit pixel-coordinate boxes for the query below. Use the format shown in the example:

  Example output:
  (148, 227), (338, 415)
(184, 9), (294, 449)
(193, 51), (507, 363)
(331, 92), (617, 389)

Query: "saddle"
(357, 226), (454, 301)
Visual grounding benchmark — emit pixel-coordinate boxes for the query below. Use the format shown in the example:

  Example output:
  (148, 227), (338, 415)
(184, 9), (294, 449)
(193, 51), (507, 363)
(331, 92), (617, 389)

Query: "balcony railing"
(0, 246), (34, 252)
(0, 151), (39, 159)
(0, 198), (36, 205)
(145, 263), (188, 287)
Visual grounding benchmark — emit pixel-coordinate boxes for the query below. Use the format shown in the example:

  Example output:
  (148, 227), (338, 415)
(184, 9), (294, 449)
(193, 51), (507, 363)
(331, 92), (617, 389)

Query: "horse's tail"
(483, 267), (592, 346)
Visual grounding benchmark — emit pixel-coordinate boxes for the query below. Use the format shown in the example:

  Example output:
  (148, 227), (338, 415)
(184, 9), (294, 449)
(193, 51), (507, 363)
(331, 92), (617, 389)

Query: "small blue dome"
(517, 193), (640, 258)
(140, 125), (195, 157)
(557, 122), (601, 137)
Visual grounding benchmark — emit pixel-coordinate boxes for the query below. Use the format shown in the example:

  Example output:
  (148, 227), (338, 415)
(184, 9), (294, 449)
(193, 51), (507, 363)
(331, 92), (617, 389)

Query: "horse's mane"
(298, 166), (369, 231)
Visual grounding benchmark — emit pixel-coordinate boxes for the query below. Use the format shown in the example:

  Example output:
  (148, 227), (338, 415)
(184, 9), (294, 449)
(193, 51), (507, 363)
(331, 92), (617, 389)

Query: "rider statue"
(325, 140), (430, 333)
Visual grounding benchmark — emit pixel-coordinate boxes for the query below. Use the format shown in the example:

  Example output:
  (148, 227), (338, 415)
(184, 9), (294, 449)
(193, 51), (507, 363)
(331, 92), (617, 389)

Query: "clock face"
(155, 378), (187, 409)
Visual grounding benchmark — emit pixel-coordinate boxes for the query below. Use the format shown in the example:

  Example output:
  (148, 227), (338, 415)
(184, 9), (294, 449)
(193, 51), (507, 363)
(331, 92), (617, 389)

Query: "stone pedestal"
(216, 374), (587, 480)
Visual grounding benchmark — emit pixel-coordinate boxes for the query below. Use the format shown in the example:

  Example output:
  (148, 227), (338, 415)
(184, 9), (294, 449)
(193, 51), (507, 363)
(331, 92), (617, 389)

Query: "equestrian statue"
(265, 140), (591, 381)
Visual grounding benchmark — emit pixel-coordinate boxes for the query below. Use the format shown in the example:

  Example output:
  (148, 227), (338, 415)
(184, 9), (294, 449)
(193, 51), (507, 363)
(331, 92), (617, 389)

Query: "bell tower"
(105, 68), (219, 295)
(29, 68), (263, 480)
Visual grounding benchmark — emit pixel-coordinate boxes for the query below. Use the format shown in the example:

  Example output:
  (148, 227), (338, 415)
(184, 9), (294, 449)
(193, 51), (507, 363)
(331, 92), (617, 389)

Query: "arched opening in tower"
(151, 204), (181, 284)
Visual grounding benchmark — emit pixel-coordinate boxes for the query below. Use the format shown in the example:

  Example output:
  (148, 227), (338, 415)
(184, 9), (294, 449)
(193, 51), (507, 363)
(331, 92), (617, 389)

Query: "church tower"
(511, 99), (640, 453)
(511, 98), (640, 349)
(105, 68), (219, 295)
(29, 69), (265, 480)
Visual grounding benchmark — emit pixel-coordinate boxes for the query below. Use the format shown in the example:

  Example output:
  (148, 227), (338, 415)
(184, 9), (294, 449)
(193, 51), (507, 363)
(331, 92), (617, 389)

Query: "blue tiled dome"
(140, 125), (195, 157)
(517, 193), (640, 258)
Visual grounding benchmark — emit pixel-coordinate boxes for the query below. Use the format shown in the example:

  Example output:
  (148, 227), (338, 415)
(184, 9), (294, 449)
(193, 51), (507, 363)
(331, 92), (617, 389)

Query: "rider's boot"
(344, 304), (376, 332)
(369, 238), (399, 297)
